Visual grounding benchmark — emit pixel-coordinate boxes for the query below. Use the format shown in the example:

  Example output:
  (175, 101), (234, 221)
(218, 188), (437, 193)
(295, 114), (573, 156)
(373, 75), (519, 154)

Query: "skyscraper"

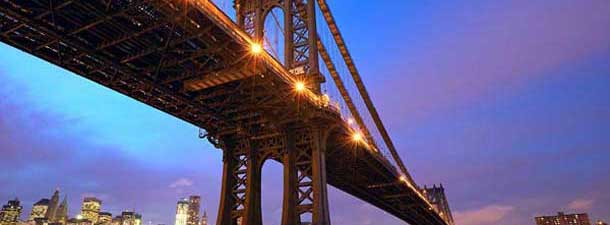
(535, 212), (592, 225)
(28, 199), (50, 222)
(56, 196), (69, 225)
(0, 198), (22, 225)
(46, 190), (60, 222)
(133, 214), (141, 225)
(186, 196), (200, 225)
(117, 211), (141, 225)
(80, 198), (101, 224)
(200, 211), (207, 225)
(97, 212), (112, 225)
(174, 199), (188, 225)
(110, 216), (122, 225)
(120, 212), (133, 225)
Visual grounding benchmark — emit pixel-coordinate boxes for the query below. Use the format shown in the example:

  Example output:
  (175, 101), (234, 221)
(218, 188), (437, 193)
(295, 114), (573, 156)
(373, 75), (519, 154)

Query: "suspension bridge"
(0, 1), (454, 225)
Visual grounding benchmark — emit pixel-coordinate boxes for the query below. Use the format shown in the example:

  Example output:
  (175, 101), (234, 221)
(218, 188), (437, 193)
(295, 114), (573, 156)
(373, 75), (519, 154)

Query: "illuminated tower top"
(174, 199), (189, 225)
(186, 196), (200, 225)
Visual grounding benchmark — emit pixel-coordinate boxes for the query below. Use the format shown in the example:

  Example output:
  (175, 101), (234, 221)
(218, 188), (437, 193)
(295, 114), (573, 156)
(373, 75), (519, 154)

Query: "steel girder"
(0, 1), (448, 225)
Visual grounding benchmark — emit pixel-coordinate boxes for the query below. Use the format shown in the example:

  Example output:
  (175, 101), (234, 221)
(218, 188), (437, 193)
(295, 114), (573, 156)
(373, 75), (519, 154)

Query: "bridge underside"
(0, 1), (446, 225)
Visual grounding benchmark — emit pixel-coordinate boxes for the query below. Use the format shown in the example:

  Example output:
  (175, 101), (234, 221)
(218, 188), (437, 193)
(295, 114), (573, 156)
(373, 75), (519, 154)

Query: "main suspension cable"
(316, 0), (416, 186)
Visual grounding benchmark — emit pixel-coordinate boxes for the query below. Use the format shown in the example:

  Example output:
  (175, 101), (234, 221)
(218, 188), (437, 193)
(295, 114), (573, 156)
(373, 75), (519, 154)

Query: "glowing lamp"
(352, 132), (363, 142)
(399, 175), (407, 183)
(294, 81), (306, 92)
(250, 43), (263, 54)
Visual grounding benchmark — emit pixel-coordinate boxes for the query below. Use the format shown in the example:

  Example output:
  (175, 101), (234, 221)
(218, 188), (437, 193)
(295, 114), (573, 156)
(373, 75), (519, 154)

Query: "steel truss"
(0, 1), (449, 225)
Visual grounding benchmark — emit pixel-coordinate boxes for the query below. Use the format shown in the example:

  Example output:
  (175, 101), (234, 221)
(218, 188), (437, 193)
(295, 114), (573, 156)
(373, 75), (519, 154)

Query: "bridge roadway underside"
(0, 1), (446, 225)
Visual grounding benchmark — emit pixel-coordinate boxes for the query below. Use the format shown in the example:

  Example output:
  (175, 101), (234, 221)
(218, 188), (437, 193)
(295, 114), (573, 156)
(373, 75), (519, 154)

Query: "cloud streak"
(454, 204), (514, 225)
(169, 178), (194, 189)
(568, 199), (595, 211)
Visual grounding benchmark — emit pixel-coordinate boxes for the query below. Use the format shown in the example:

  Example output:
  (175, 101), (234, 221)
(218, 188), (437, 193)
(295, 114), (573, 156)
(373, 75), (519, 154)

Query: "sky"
(1, 1), (609, 225)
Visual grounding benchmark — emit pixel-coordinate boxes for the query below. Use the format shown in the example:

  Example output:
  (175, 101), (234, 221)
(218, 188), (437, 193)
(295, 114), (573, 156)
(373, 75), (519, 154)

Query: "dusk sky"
(1, 1), (610, 225)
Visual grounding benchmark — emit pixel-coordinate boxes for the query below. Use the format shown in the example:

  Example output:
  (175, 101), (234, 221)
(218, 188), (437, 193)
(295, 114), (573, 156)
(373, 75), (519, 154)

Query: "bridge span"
(0, 1), (452, 225)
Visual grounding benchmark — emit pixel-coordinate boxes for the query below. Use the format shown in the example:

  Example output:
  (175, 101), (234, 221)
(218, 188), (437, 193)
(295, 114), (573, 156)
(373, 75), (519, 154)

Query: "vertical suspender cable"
(317, 40), (378, 150)
(316, 0), (416, 186)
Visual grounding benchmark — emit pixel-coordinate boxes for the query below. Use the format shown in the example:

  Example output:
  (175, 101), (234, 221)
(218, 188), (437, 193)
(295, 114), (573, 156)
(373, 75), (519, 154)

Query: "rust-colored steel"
(0, 1), (448, 225)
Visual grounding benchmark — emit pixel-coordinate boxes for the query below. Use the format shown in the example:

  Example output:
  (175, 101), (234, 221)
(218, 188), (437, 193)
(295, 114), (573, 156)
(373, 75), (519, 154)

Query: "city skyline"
(0, 191), (208, 225)
(1, 0), (609, 225)
(2, 194), (607, 225)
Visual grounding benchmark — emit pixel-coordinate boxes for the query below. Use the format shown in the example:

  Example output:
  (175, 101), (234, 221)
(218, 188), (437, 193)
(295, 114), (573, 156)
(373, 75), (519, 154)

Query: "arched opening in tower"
(263, 7), (286, 65)
(261, 159), (284, 225)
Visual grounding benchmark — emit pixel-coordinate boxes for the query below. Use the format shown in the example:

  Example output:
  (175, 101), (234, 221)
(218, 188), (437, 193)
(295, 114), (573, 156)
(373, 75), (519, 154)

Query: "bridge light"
(294, 81), (306, 92)
(250, 43), (263, 54)
(321, 94), (330, 106)
(322, 94), (330, 101)
(399, 175), (408, 183)
(352, 132), (363, 142)
(347, 118), (354, 125)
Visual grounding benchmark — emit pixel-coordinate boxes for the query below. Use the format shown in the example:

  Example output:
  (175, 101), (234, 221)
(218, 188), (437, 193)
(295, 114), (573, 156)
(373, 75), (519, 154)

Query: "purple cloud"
(454, 204), (514, 225)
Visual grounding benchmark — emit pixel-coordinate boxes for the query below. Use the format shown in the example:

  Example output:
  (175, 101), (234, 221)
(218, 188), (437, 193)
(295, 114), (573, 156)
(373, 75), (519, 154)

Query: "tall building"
(120, 212), (133, 225)
(41, 189), (68, 225)
(46, 190), (60, 222)
(174, 199), (188, 225)
(80, 198), (101, 224)
(29, 199), (50, 222)
(116, 211), (141, 225)
(186, 196), (200, 225)
(134, 214), (141, 225)
(56, 196), (68, 225)
(110, 216), (122, 225)
(535, 212), (591, 225)
(200, 211), (207, 225)
(422, 184), (455, 225)
(97, 212), (112, 225)
(0, 198), (22, 225)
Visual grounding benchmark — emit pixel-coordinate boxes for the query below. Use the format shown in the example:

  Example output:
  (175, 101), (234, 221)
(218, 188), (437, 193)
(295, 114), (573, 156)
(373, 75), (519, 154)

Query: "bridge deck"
(0, 1), (446, 224)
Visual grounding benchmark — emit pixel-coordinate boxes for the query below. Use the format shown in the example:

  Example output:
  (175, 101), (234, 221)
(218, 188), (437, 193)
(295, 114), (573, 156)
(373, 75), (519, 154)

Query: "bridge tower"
(234, 0), (324, 92)
(423, 184), (455, 225)
(214, 1), (331, 225)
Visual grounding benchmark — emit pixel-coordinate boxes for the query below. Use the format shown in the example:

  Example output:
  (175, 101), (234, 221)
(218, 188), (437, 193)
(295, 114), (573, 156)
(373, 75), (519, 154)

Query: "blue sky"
(1, 1), (609, 225)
